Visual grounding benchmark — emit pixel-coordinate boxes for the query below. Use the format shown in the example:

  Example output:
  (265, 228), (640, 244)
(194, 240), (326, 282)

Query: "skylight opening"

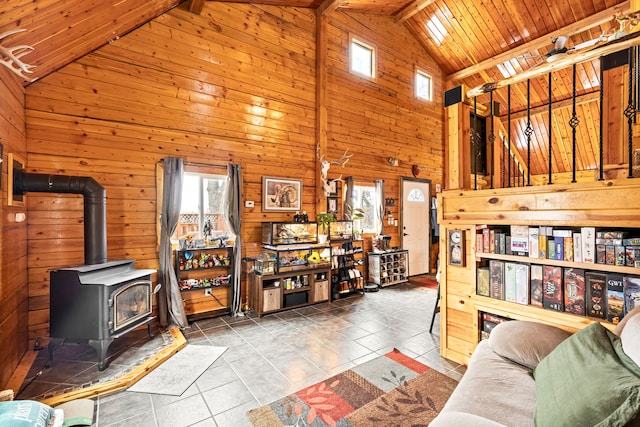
(426, 16), (447, 46)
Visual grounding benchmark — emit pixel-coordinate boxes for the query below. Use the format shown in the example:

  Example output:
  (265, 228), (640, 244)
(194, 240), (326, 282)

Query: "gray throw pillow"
(489, 320), (571, 370)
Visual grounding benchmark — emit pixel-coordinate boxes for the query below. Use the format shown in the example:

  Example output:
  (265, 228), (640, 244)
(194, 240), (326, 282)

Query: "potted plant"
(316, 212), (336, 243)
(345, 204), (365, 239)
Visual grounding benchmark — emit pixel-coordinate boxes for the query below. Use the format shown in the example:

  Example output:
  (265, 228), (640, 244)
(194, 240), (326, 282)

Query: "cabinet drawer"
(263, 287), (282, 312)
(313, 280), (329, 302)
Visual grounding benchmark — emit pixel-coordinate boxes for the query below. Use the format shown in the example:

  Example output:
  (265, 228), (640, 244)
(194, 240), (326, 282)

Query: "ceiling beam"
(318, 0), (344, 16)
(467, 30), (640, 97)
(448, 2), (630, 84)
(394, 0), (435, 24)
(188, 0), (206, 14)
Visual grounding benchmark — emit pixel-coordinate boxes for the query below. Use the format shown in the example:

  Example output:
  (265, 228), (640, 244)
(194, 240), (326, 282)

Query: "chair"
(429, 257), (440, 333)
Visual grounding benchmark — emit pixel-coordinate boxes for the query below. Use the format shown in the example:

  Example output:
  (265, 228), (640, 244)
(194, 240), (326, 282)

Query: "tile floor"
(26, 280), (466, 426)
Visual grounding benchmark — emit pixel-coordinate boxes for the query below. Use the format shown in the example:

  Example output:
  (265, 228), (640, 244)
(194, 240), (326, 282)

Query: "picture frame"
(327, 196), (338, 213)
(327, 180), (338, 197)
(448, 229), (465, 266)
(262, 176), (302, 212)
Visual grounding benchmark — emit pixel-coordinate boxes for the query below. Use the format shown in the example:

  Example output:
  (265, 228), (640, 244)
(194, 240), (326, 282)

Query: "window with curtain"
(352, 183), (379, 233)
(172, 172), (232, 244)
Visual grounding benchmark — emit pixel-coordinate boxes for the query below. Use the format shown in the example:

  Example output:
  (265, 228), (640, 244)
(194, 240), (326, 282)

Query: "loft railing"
(452, 38), (640, 191)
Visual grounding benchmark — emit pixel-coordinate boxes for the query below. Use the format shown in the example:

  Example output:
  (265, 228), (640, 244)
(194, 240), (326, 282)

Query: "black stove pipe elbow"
(14, 170), (107, 265)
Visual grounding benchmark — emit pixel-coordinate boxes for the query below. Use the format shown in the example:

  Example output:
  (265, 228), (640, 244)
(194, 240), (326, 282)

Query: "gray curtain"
(343, 176), (354, 215)
(158, 157), (188, 329)
(226, 164), (243, 315)
(375, 179), (385, 235)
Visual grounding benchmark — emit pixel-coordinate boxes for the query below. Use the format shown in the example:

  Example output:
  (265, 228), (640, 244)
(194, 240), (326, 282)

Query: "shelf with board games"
(437, 182), (640, 366)
(474, 225), (640, 330)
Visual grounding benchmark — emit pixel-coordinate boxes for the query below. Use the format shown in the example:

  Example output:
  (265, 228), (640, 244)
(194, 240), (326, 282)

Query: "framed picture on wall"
(262, 176), (302, 212)
(327, 196), (338, 213)
(327, 180), (339, 197)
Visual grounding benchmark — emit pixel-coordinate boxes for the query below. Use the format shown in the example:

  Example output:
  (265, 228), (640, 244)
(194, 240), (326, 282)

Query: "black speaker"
(601, 49), (630, 71)
(445, 86), (463, 107)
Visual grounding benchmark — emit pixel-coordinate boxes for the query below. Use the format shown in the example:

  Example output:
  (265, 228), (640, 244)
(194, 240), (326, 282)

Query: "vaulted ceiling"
(1, 0), (636, 176)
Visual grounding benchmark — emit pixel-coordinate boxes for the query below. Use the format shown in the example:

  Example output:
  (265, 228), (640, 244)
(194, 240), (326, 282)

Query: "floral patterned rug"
(246, 349), (458, 426)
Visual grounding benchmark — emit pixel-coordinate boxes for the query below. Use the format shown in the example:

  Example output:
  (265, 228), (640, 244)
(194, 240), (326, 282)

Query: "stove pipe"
(14, 170), (107, 265)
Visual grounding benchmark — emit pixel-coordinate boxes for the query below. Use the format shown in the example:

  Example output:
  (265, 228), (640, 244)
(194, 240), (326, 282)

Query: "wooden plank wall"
(0, 68), (28, 388)
(22, 2), (444, 342)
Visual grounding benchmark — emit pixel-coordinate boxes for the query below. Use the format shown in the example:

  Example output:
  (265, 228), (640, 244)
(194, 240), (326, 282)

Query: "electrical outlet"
(205, 289), (212, 296)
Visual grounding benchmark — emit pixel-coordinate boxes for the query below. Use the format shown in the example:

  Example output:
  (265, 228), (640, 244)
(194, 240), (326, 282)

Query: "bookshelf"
(437, 180), (640, 366)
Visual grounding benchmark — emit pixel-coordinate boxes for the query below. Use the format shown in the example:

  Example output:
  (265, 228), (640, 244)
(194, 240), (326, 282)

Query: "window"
(350, 36), (376, 79)
(416, 69), (432, 101)
(352, 184), (379, 233)
(407, 188), (425, 202)
(173, 172), (231, 244)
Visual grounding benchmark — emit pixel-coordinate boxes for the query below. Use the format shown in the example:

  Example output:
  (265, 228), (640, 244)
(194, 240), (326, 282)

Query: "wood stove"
(49, 260), (156, 370)
(12, 169), (159, 371)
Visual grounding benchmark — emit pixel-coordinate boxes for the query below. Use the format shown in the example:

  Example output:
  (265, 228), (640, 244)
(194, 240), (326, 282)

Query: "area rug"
(127, 344), (227, 396)
(410, 275), (439, 289)
(246, 349), (457, 426)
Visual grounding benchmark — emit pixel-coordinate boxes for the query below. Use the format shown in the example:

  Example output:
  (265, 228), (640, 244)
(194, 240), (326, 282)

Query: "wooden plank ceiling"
(0, 0), (635, 176)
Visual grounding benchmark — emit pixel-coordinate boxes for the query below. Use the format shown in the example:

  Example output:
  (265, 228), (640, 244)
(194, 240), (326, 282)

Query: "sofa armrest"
(616, 305), (640, 367)
(430, 411), (509, 427)
(489, 320), (571, 370)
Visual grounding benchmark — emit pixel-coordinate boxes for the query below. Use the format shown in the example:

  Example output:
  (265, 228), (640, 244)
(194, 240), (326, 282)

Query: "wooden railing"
(446, 39), (640, 191)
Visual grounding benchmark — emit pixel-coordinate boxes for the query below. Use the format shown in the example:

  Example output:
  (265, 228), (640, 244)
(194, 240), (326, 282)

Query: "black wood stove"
(49, 260), (156, 370)
(13, 169), (158, 371)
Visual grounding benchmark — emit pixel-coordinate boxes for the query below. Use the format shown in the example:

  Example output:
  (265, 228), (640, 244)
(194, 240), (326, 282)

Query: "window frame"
(351, 182), (379, 234)
(349, 34), (377, 81)
(415, 67), (433, 102)
(172, 168), (231, 244)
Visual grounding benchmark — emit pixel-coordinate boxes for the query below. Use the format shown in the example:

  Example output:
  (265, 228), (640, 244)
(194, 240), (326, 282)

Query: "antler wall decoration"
(316, 143), (352, 196)
(0, 29), (35, 81)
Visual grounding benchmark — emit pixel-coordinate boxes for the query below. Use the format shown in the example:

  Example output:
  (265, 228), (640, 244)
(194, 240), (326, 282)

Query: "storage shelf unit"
(175, 246), (233, 319)
(249, 267), (330, 316)
(329, 237), (364, 299)
(438, 181), (640, 366)
(367, 249), (409, 287)
(249, 221), (332, 316)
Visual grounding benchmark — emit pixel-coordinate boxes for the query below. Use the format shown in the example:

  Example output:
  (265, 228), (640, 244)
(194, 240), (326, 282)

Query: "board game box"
(563, 267), (585, 315)
(607, 273), (624, 324)
(530, 265), (543, 307)
(476, 266), (490, 297)
(623, 276), (640, 316)
(489, 260), (504, 300)
(543, 265), (563, 311)
(585, 271), (607, 319)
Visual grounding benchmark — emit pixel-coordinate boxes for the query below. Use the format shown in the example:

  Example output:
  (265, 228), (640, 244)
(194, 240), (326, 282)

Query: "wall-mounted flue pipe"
(13, 170), (107, 265)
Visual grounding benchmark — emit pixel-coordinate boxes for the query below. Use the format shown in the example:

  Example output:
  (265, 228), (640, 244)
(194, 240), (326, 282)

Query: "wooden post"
(445, 101), (471, 190)
(316, 11), (328, 213)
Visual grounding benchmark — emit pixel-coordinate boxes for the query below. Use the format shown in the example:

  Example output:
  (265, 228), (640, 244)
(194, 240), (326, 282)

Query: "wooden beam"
(394, 0), (436, 24)
(316, 11), (328, 212)
(467, 30), (640, 98)
(448, 3), (630, 84)
(188, 0), (206, 15)
(506, 91), (600, 120)
(317, 0), (344, 16)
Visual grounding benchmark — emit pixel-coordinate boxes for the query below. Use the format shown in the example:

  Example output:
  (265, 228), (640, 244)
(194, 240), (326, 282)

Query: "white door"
(401, 178), (431, 276)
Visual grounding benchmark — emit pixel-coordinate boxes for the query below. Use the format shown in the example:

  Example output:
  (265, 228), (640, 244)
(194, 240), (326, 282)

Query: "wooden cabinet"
(262, 286), (282, 312)
(330, 238), (364, 298)
(249, 268), (330, 316)
(367, 249), (409, 287)
(175, 246), (233, 319)
(438, 181), (640, 366)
